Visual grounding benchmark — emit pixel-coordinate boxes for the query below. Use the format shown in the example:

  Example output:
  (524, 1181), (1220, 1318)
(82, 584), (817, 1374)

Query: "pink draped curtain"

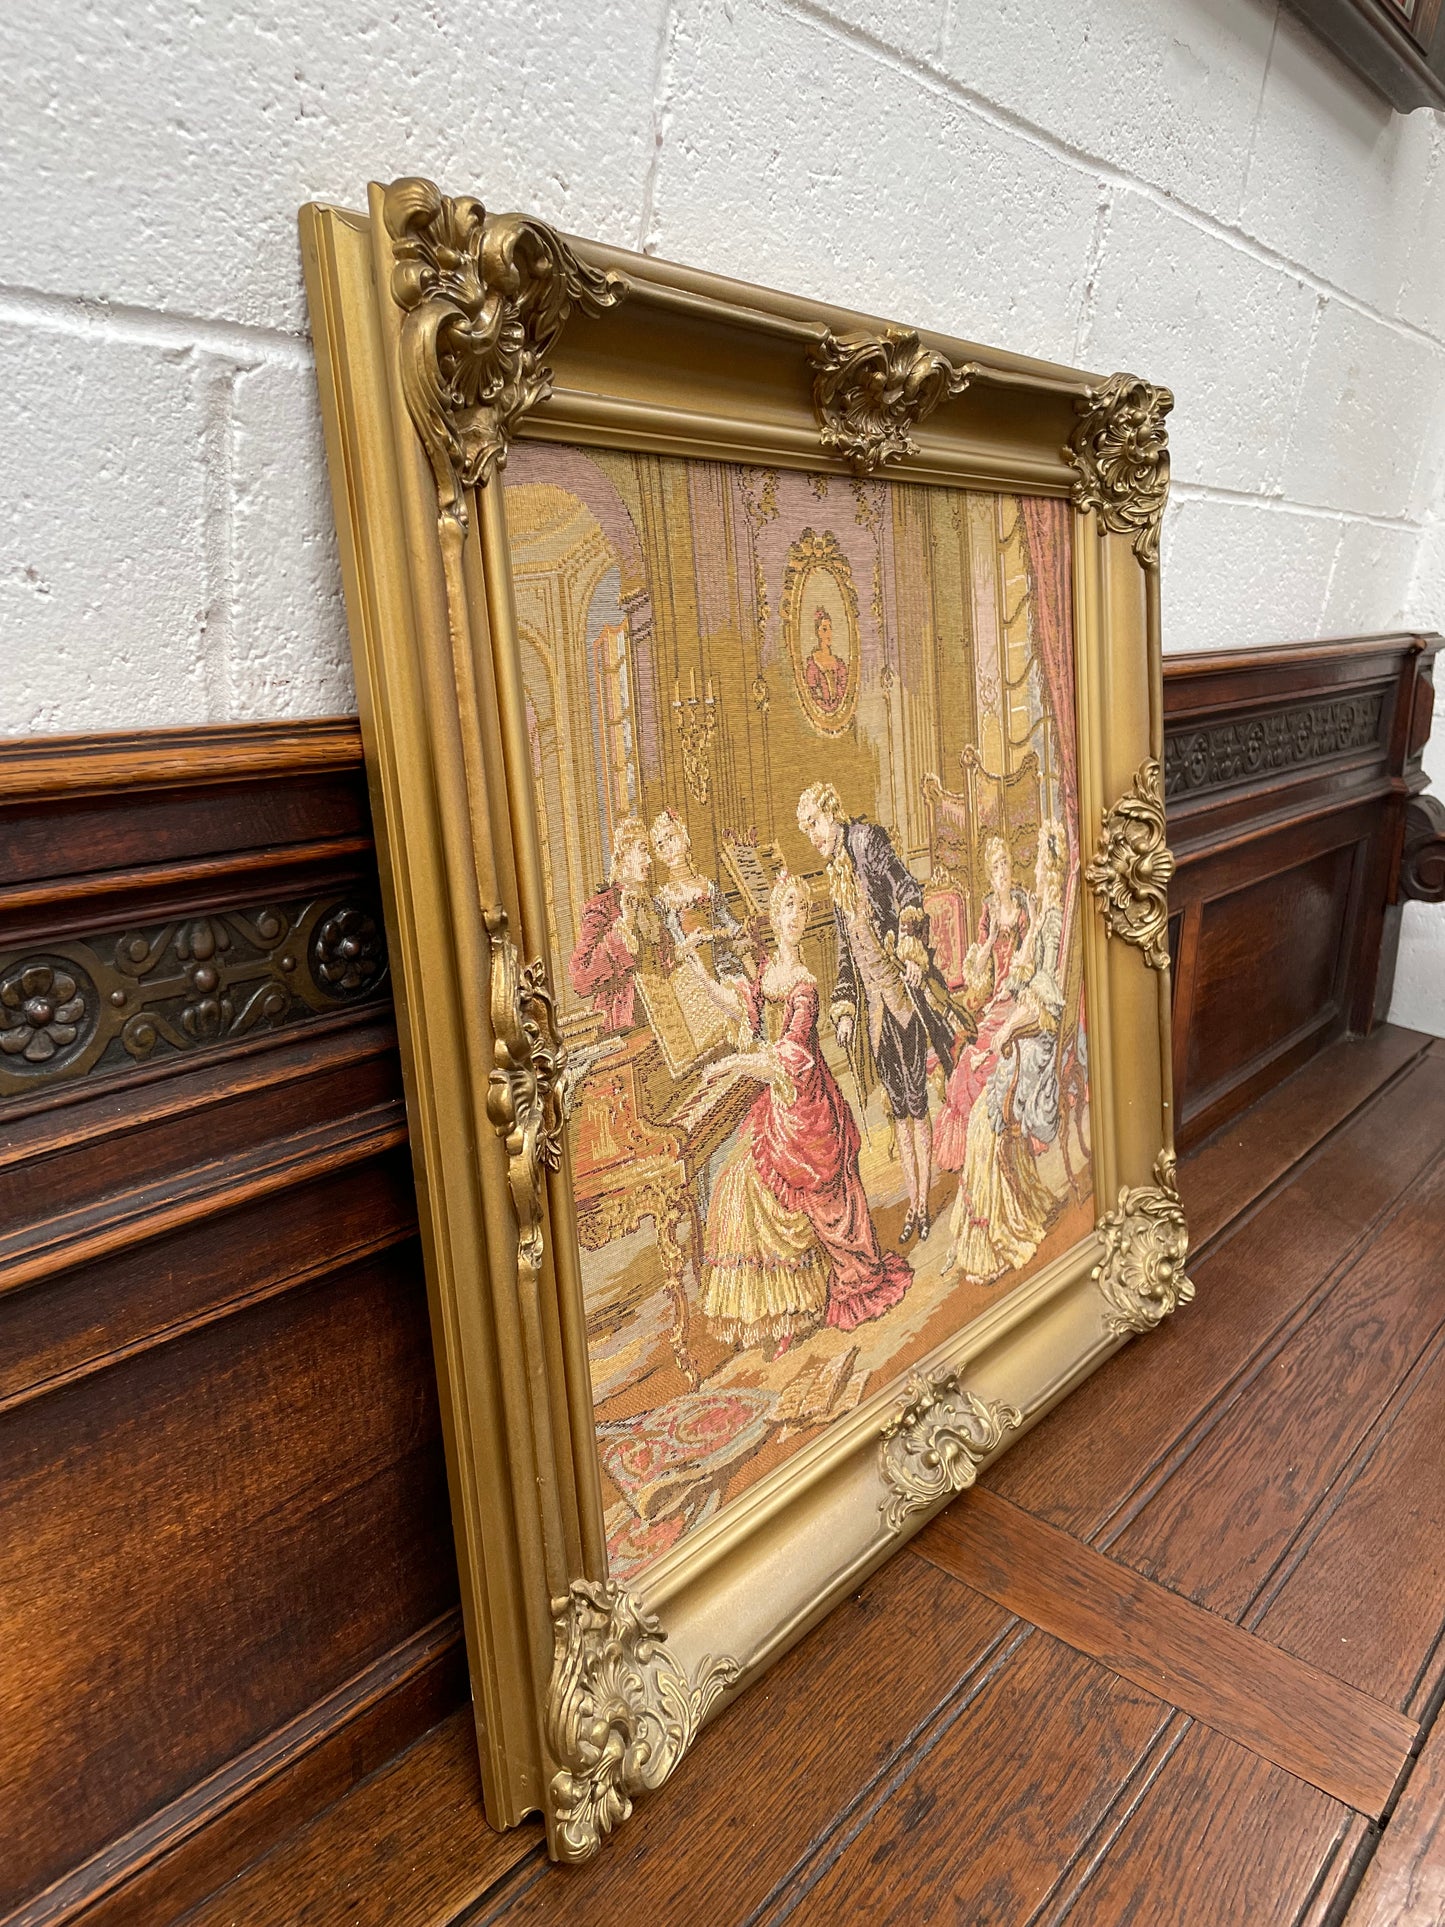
(1017, 494), (1081, 946)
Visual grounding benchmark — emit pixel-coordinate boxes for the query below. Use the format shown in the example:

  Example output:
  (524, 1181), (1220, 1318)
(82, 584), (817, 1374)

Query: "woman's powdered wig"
(609, 815), (650, 877)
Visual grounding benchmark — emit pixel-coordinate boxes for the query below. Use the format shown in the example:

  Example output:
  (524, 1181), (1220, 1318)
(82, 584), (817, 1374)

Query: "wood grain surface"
(913, 1489), (1415, 1818)
(1107, 1143), (1445, 1618)
(0, 728), (460, 1927)
(1057, 1724), (1356, 1927)
(1345, 1711), (1445, 1926)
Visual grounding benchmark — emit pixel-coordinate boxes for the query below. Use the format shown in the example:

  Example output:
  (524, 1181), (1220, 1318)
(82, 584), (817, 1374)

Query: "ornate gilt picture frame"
(299, 177), (1190, 1863)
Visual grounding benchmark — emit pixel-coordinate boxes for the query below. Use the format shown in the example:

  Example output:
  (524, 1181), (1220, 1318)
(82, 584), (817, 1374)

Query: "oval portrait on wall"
(781, 528), (862, 737)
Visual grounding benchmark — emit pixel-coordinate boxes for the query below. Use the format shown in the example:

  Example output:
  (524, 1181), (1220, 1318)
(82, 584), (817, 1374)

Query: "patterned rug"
(598, 1387), (777, 1525)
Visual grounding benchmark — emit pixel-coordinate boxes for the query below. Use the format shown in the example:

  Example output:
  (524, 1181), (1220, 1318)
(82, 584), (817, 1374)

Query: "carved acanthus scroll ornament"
(383, 176), (628, 522)
(878, 1369), (1022, 1531)
(1066, 373), (1173, 568)
(546, 1579), (740, 1862)
(483, 907), (566, 1284)
(810, 327), (976, 475)
(1401, 793), (1445, 903)
(1093, 1150), (1195, 1336)
(1085, 760), (1175, 972)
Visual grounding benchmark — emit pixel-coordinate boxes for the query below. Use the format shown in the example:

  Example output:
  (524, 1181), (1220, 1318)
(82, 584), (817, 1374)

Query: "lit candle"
(689, 667), (697, 702)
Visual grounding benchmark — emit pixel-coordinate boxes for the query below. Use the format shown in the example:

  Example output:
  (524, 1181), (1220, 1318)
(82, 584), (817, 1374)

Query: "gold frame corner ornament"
(1092, 1150), (1195, 1337)
(1085, 759), (1175, 972)
(809, 326), (976, 475)
(1065, 372), (1172, 569)
(878, 1370), (1022, 1533)
(545, 1579), (741, 1863)
(383, 175), (629, 521)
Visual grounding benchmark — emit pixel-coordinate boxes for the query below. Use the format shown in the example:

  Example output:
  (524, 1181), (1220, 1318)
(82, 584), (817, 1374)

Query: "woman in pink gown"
(689, 871), (912, 1351)
(934, 835), (1032, 1173)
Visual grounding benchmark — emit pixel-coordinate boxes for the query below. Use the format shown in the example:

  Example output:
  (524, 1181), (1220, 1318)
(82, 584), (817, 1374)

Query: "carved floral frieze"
(0, 895), (389, 1099)
(1164, 693), (1387, 799)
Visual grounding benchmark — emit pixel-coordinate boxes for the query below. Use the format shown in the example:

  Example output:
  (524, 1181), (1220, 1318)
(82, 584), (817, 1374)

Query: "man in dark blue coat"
(797, 781), (957, 1243)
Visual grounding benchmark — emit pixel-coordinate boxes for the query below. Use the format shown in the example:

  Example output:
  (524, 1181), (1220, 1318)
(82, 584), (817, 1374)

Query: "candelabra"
(671, 668), (717, 804)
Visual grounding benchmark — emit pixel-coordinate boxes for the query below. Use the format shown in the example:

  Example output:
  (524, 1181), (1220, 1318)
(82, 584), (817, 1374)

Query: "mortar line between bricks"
(770, 0), (1445, 361)
(1169, 479), (1427, 533)
(0, 283), (313, 368)
(1237, 2), (1284, 228)
(639, 0), (681, 257)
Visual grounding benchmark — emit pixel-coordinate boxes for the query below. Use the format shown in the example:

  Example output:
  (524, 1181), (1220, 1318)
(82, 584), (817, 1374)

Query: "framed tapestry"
(300, 178), (1191, 1863)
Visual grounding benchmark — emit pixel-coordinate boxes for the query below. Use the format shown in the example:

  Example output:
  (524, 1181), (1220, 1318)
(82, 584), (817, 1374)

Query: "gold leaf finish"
(383, 176), (628, 521)
(1093, 1149), (1195, 1336)
(1085, 759), (1175, 971)
(1066, 372), (1173, 568)
(484, 907), (567, 1282)
(810, 326), (976, 475)
(546, 1578), (740, 1863)
(878, 1369), (1022, 1532)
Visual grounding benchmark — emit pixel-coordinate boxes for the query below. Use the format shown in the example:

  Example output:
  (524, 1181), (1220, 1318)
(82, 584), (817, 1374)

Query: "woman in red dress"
(688, 871), (912, 1352)
(933, 835), (1033, 1173)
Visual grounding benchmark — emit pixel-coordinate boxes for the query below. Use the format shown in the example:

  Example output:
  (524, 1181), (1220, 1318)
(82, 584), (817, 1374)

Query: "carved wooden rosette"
(1093, 1149), (1195, 1337)
(809, 326), (976, 475)
(483, 907), (566, 1286)
(1085, 759), (1175, 971)
(1065, 372), (1173, 569)
(878, 1369), (1022, 1532)
(545, 1578), (740, 1863)
(383, 175), (628, 522)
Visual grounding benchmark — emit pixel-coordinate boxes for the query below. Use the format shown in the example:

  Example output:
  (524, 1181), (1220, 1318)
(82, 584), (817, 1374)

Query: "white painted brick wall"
(1, 0), (1442, 1027)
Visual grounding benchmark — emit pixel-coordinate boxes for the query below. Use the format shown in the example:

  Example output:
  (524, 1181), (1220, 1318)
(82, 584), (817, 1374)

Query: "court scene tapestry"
(504, 448), (1093, 1581)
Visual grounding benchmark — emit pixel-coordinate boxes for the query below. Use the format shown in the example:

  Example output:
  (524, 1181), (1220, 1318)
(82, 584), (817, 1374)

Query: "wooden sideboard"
(1164, 632), (1440, 1148)
(0, 633), (1440, 1926)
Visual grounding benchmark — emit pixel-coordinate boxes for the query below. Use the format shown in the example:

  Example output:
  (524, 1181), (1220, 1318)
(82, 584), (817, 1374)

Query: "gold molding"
(878, 1369), (1022, 1532)
(1093, 1150), (1195, 1336)
(302, 186), (1184, 1845)
(809, 326), (976, 475)
(383, 175), (628, 521)
(546, 1578), (740, 1862)
(1065, 372), (1173, 569)
(484, 907), (567, 1282)
(1085, 759), (1175, 971)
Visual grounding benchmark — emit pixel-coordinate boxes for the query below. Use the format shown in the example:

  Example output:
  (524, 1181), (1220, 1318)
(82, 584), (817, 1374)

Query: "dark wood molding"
(0, 723), (456, 1927)
(1162, 631), (1440, 1148)
(0, 718), (364, 800)
(11, 1617), (466, 1927)
(1281, 0), (1445, 110)
(1399, 792), (1445, 902)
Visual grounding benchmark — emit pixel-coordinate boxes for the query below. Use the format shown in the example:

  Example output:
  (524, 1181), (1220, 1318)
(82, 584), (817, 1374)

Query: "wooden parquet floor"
(184, 1027), (1445, 1927)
